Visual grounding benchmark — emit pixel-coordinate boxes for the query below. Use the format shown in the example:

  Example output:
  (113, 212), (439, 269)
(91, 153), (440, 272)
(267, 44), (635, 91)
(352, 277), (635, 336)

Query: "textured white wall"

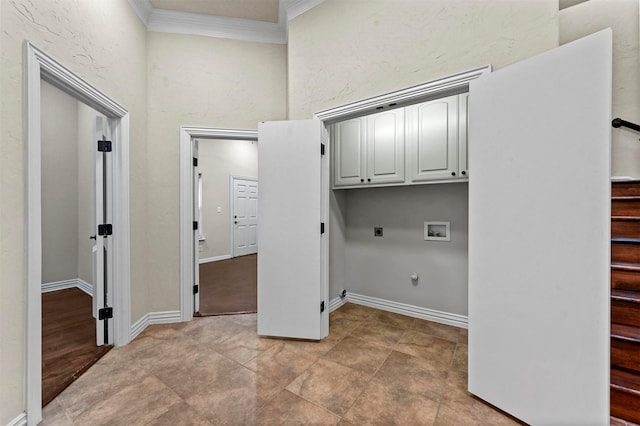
(197, 139), (258, 260)
(560, 0), (640, 178)
(41, 81), (79, 284)
(145, 31), (287, 313)
(0, 0), (147, 422)
(288, 0), (558, 119)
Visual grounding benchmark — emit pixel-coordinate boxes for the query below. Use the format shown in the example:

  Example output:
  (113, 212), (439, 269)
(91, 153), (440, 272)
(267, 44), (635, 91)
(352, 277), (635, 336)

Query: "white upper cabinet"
(366, 108), (405, 185)
(331, 93), (467, 189)
(333, 109), (404, 187)
(406, 94), (459, 182)
(333, 117), (366, 186)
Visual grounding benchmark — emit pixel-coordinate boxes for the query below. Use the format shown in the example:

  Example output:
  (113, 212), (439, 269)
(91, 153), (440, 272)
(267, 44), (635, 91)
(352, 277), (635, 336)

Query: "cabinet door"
(407, 95), (458, 182)
(458, 93), (468, 177)
(366, 108), (405, 184)
(333, 118), (365, 186)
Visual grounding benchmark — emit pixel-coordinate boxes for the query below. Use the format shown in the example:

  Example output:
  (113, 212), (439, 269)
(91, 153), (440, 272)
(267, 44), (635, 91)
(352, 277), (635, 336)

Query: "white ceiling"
(149, 0), (280, 23)
(129, 0), (323, 44)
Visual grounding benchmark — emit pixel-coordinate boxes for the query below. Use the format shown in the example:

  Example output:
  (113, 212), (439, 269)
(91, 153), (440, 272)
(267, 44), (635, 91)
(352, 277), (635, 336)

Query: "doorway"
(179, 128), (259, 320)
(40, 81), (115, 406)
(26, 43), (131, 425)
(195, 138), (258, 315)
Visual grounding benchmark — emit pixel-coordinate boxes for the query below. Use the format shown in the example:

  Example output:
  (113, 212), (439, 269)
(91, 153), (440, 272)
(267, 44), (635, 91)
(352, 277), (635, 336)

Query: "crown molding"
(129, 0), (153, 26)
(283, 0), (325, 21)
(127, 0), (324, 44)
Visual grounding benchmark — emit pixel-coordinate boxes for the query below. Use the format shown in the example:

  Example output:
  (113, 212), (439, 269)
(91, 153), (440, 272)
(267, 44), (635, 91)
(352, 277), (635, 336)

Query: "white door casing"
(179, 127), (258, 321)
(468, 29), (611, 424)
(25, 43), (131, 426)
(257, 119), (329, 340)
(232, 177), (258, 257)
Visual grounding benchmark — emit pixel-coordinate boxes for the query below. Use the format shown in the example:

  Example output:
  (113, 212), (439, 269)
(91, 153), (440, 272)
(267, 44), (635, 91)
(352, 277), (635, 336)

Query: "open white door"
(257, 120), (328, 340)
(193, 139), (200, 313)
(468, 30), (612, 424)
(93, 116), (112, 346)
(232, 177), (258, 257)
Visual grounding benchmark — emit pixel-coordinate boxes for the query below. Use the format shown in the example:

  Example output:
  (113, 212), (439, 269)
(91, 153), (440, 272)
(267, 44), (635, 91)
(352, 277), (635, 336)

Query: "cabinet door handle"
(451, 172), (456, 176)
(367, 178), (371, 182)
(461, 171), (466, 175)
(360, 178), (364, 183)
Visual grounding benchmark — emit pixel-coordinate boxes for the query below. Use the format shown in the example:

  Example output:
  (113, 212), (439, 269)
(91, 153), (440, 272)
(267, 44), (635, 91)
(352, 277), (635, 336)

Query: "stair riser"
(611, 387), (640, 424)
(612, 269), (640, 292)
(612, 300), (640, 327)
(612, 220), (640, 239)
(613, 182), (640, 197)
(612, 200), (640, 216)
(612, 243), (640, 263)
(611, 339), (640, 372)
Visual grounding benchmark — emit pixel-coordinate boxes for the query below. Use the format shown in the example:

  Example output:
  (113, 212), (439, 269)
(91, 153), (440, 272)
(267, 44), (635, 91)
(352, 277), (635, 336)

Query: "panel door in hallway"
(232, 177), (258, 257)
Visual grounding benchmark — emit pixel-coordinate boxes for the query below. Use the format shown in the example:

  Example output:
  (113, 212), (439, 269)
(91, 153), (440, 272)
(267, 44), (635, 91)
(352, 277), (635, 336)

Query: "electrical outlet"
(374, 227), (383, 237)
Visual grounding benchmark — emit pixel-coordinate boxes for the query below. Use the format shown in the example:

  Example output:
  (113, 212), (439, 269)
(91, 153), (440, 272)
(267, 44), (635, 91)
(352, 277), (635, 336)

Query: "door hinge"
(193, 285), (199, 294)
(320, 301), (325, 313)
(193, 221), (198, 230)
(97, 140), (112, 152)
(320, 222), (325, 234)
(98, 224), (113, 236)
(321, 143), (325, 156)
(193, 157), (198, 167)
(98, 307), (113, 320)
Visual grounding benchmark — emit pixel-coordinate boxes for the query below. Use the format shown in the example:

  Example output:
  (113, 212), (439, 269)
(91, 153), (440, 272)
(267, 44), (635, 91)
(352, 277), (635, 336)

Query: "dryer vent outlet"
(340, 289), (347, 298)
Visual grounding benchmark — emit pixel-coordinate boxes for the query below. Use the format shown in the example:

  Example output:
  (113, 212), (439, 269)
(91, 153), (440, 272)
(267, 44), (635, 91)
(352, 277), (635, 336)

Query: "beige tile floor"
(42, 303), (520, 425)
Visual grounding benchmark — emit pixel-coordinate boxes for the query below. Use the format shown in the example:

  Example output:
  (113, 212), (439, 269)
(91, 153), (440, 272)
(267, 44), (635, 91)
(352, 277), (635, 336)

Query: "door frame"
(25, 42), (131, 425)
(230, 175), (258, 258)
(179, 127), (258, 321)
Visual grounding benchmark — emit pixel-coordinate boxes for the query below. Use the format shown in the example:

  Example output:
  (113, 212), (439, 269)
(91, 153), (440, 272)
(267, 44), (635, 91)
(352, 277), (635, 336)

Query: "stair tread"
(612, 238), (640, 245)
(611, 368), (640, 395)
(612, 323), (640, 343)
(613, 216), (640, 220)
(612, 262), (640, 272)
(612, 289), (640, 303)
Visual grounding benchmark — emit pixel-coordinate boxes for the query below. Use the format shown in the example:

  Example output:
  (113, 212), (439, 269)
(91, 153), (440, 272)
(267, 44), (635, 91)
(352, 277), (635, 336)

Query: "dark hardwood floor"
(198, 254), (257, 315)
(42, 287), (112, 407)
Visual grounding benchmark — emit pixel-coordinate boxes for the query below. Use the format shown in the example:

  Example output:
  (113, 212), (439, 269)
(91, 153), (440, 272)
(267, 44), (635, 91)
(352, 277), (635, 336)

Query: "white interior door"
(93, 116), (111, 346)
(468, 30), (612, 424)
(193, 139), (200, 313)
(232, 178), (258, 257)
(257, 119), (328, 340)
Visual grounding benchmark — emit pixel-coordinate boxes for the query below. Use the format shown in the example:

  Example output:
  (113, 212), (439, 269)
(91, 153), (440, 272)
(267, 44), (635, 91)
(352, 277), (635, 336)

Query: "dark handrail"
(612, 118), (640, 133)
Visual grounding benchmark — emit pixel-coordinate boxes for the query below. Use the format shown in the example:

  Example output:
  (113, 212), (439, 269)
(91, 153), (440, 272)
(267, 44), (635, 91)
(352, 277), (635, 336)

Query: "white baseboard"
(328, 296), (346, 312)
(130, 310), (182, 341)
(199, 254), (231, 264)
(346, 292), (468, 329)
(6, 412), (27, 426)
(41, 278), (93, 297)
(76, 279), (93, 296)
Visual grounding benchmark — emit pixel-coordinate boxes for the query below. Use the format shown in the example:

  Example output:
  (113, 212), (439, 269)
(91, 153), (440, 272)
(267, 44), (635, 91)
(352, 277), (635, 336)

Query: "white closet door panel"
(468, 29), (611, 425)
(257, 119), (325, 340)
